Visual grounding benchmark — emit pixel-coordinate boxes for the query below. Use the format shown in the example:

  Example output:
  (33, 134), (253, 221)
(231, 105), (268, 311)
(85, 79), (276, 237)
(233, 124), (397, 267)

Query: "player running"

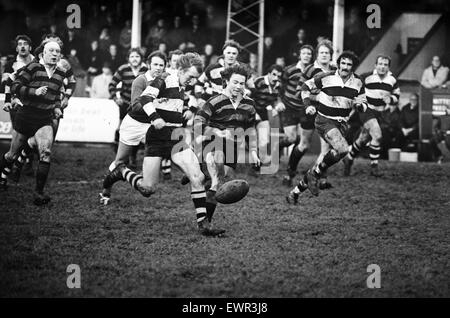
(109, 48), (148, 167)
(99, 51), (166, 205)
(0, 41), (66, 205)
(193, 64), (260, 229)
(283, 40), (336, 189)
(101, 53), (225, 236)
(251, 64), (283, 166)
(342, 55), (400, 177)
(276, 44), (313, 185)
(286, 51), (367, 204)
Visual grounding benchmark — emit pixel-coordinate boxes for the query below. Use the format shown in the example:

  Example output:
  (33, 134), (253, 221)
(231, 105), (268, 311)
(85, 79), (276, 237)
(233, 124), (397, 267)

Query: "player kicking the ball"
(101, 52), (225, 237)
(193, 64), (260, 225)
(287, 51), (367, 204)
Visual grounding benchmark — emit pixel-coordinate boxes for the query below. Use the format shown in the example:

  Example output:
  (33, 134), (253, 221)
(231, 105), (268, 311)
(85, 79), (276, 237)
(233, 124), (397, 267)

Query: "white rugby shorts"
(119, 114), (150, 146)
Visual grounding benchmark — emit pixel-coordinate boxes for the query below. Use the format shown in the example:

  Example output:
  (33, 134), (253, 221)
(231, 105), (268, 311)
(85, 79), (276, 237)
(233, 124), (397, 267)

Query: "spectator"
(63, 29), (84, 57)
(90, 62), (113, 99)
(86, 40), (105, 86)
(105, 44), (123, 74)
(186, 14), (206, 50)
(421, 55), (449, 89)
(398, 93), (419, 151)
(119, 20), (132, 53)
(158, 42), (168, 56)
(288, 28), (308, 64)
(275, 57), (286, 69)
(98, 27), (113, 53)
(144, 18), (168, 52)
(263, 36), (277, 72)
(67, 49), (88, 97)
(248, 53), (259, 79)
(166, 16), (186, 51)
(167, 49), (183, 76)
(201, 44), (218, 67)
(380, 104), (402, 158)
(430, 117), (448, 163)
(0, 55), (8, 93)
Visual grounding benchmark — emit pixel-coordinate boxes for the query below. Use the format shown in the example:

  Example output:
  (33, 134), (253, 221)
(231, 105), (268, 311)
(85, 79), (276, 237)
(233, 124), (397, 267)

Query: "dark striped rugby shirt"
(280, 62), (309, 109)
(194, 93), (257, 131)
(129, 72), (184, 126)
(252, 75), (281, 114)
(109, 63), (148, 105)
(11, 60), (66, 110)
(361, 70), (400, 112)
(302, 70), (367, 122)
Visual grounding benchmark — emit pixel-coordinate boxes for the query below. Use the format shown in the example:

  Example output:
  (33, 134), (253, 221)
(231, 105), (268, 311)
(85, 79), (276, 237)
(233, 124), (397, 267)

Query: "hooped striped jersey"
(109, 63), (148, 105)
(128, 71), (184, 127)
(297, 61), (337, 101)
(302, 70), (367, 122)
(280, 61), (309, 109)
(252, 75), (281, 111)
(361, 70), (400, 112)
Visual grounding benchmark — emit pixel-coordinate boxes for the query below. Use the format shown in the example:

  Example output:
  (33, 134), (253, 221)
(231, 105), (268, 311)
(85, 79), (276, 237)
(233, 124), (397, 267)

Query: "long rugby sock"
(287, 147), (305, 177)
(348, 141), (362, 160)
(161, 158), (172, 175)
(0, 154), (14, 183)
(191, 190), (207, 224)
(369, 143), (381, 166)
(35, 161), (50, 194)
(122, 167), (143, 190)
(13, 141), (34, 172)
(294, 174), (309, 193)
(205, 189), (217, 222)
(314, 150), (341, 177)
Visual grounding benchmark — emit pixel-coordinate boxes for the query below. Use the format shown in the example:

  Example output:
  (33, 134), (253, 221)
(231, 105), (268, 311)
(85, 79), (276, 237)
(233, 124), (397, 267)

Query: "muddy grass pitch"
(0, 143), (449, 297)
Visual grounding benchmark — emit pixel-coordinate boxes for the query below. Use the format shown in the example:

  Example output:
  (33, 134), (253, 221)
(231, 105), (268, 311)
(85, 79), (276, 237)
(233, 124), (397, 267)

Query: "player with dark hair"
(343, 54), (400, 177)
(287, 51), (367, 203)
(282, 40), (336, 188)
(99, 51), (166, 205)
(101, 53), (223, 236)
(0, 41), (66, 204)
(251, 64), (283, 166)
(276, 44), (313, 184)
(109, 47), (148, 167)
(193, 64), (260, 233)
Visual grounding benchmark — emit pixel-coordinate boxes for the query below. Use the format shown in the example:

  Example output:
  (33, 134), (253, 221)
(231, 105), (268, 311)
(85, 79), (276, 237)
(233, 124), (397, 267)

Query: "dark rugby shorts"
(280, 106), (315, 130)
(144, 126), (189, 158)
(315, 113), (348, 139)
(359, 107), (382, 124)
(14, 107), (54, 138)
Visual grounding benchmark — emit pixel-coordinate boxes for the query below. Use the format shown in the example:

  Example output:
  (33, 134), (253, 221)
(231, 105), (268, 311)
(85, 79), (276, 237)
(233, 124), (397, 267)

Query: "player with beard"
(286, 51), (367, 203)
(283, 40), (336, 189)
(0, 41), (65, 205)
(99, 51), (165, 205)
(109, 48), (148, 167)
(342, 55), (400, 177)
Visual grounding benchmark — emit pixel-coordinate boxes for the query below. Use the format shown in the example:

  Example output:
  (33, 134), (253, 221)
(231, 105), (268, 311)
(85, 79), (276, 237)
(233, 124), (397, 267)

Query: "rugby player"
(251, 64), (283, 166)
(0, 41), (66, 205)
(343, 55), (400, 177)
(276, 44), (313, 185)
(102, 53), (225, 236)
(287, 51), (367, 203)
(193, 64), (260, 229)
(283, 40), (336, 189)
(99, 51), (166, 205)
(109, 48), (148, 167)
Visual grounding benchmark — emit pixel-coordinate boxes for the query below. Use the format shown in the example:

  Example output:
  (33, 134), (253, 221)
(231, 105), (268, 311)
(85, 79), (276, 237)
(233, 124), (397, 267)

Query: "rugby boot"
(343, 156), (353, 176)
(103, 163), (125, 189)
(305, 169), (320, 196)
(286, 189), (299, 205)
(33, 191), (51, 206)
(198, 220), (225, 237)
(370, 164), (383, 177)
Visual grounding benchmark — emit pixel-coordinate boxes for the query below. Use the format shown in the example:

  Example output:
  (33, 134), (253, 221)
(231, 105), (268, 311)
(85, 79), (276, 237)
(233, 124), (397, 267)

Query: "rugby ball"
(215, 179), (250, 204)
